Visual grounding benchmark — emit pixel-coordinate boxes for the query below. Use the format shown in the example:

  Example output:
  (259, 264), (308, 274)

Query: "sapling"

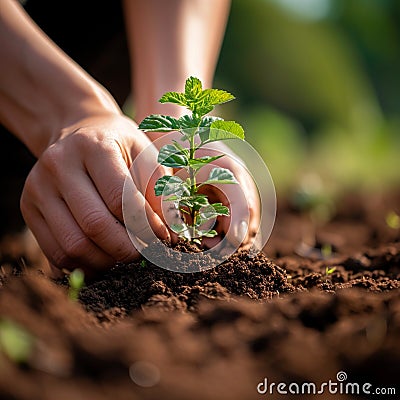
(139, 76), (245, 244)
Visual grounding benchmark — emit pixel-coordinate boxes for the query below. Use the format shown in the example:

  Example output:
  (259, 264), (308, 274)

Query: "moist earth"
(0, 191), (399, 400)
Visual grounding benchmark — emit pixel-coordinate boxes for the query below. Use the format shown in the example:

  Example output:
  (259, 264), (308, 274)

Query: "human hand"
(21, 113), (171, 274)
(195, 142), (261, 250)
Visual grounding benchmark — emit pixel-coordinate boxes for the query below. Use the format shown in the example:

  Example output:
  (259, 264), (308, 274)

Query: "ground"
(0, 190), (398, 400)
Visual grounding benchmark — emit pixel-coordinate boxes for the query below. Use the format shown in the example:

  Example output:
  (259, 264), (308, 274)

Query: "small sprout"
(140, 259), (147, 268)
(325, 266), (336, 276)
(139, 76), (245, 244)
(0, 318), (34, 363)
(68, 268), (85, 301)
(321, 243), (332, 259)
(385, 211), (400, 229)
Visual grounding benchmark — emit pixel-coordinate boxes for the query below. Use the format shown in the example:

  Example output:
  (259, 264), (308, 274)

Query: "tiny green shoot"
(325, 266), (336, 276)
(140, 259), (147, 268)
(68, 268), (85, 301)
(139, 76), (245, 243)
(385, 211), (400, 230)
(0, 318), (34, 363)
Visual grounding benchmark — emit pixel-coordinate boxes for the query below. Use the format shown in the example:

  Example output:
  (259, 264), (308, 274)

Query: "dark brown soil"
(0, 190), (399, 399)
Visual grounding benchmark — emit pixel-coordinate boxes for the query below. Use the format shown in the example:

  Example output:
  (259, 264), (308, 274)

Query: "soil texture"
(0, 190), (399, 399)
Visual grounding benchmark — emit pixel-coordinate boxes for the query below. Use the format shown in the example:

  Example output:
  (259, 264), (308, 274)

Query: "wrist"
(47, 85), (121, 148)
(31, 84), (121, 157)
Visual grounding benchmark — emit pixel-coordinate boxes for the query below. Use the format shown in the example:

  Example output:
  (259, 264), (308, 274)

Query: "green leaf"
(179, 194), (210, 210)
(138, 115), (180, 132)
(171, 140), (189, 155)
(196, 203), (229, 226)
(198, 116), (223, 143)
(202, 89), (235, 106)
(170, 223), (189, 234)
(200, 116), (224, 127)
(200, 167), (238, 186)
(154, 175), (190, 197)
(198, 203), (229, 221)
(208, 120), (245, 142)
(185, 76), (203, 100)
(158, 144), (188, 167)
(210, 203), (230, 216)
(179, 115), (201, 129)
(188, 155), (224, 170)
(159, 91), (187, 107)
(156, 77), (236, 118)
(163, 195), (180, 202)
(196, 229), (218, 238)
(193, 104), (214, 117)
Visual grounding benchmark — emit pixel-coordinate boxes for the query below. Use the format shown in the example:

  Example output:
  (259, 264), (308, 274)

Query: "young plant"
(68, 268), (85, 301)
(139, 77), (245, 244)
(0, 318), (34, 364)
(325, 266), (336, 276)
(385, 211), (400, 230)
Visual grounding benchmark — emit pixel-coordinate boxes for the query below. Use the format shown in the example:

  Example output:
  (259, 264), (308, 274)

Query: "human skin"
(0, 0), (259, 273)
(0, 0), (169, 274)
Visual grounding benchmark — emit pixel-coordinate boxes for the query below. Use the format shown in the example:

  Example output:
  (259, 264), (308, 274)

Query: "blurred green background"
(215, 0), (400, 196)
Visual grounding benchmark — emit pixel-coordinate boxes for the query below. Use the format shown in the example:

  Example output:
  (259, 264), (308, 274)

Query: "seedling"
(140, 259), (147, 268)
(385, 211), (400, 230)
(0, 318), (34, 363)
(68, 268), (85, 301)
(325, 266), (336, 276)
(139, 77), (245, 243)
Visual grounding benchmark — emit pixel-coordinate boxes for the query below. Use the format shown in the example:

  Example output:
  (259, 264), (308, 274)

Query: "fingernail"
(236, 220), (248, 244)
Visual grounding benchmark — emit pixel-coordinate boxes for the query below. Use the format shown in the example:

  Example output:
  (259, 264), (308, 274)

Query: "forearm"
(0, 0), (120, 157)
(123, 0), (230, 123)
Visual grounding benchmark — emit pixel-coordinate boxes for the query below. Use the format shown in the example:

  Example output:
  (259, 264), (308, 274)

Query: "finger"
(219, 181), (260, 248)
(21, 166), (116, 272)
(40, 193), (122, 267)
(128, 139), (176, 228)
(58, 169), (146, 262)
(200, 177), (259, 248)
(83, 142), (171, 243)
(21, 205), (105, 274)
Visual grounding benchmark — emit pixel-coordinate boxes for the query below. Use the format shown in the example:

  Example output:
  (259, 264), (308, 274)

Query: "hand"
(195, 142), (261, 250)
(21, 113), (170, 274)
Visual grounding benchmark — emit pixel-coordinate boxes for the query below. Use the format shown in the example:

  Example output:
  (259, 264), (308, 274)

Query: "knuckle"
(40, 145), (63, 172)
(80, 209), (108, 238)
(50, 247), (71, 269)
(106, 185), (123, 216)
(116, 245), (138, 263)
(74, 129), (103, 153)
(63, 233), (92, 260)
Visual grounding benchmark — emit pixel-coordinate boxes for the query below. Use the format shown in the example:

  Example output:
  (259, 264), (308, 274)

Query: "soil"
(0, 190), (399, 399)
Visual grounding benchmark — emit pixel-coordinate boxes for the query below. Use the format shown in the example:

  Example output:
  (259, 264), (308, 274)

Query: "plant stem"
(188, 132), (197, 239)
(188, 135), (196, 195)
